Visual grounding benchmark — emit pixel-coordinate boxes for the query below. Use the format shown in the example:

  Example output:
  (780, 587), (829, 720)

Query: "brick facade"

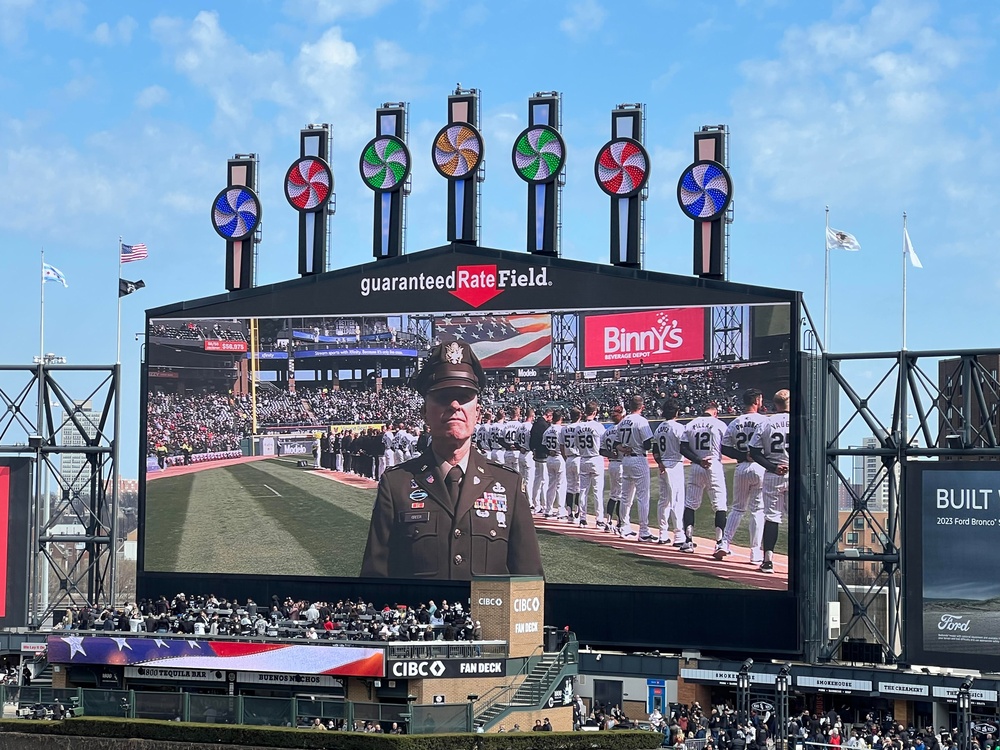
(470, 576), (545, 658)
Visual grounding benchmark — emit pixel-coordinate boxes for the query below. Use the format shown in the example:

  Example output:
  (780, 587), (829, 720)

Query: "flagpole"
(117, 236), (123, 365)
(39, 247), (45, 362)
(902, 213), (908, 351)
(823, 206), (830, 351)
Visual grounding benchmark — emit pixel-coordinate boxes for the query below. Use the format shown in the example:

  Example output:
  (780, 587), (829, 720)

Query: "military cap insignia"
(445, 341), (464, 365)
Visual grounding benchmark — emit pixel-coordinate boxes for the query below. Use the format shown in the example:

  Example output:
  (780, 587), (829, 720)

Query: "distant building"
(852, 437), (889, 512)
(59, 400), (102, 493)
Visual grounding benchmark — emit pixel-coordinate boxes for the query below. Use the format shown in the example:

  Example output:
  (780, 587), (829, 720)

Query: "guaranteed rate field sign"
(908, 463), (1000, 670)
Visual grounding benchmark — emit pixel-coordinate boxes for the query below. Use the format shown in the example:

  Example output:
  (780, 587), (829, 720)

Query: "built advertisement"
(906, 463), (1000, 671)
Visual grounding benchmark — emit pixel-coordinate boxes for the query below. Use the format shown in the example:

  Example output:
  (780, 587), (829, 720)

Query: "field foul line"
(262, 484), (281, 497)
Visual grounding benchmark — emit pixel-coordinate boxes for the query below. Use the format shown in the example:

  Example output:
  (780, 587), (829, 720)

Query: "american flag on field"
(435, 314), (552, 369)
(121, 242), (148, 262)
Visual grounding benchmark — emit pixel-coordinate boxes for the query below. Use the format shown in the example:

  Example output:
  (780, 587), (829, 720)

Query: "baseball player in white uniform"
(600, 406), (624, 532)
(474, 413), (491, 456)
(679, 401), (729, 554)
(615, 395), (654, 541)
(380, 423), (396, 479)
(490, 410), (508, 464)
(750, 389), (790, 574)
(542, 409), (567, 518)
(516, 408), (535, 501)
(391, 423), (409, 465)
(652, 399), (687, 545)
(717, 389), (768, 563)
(503, 406), (522, 471)
(576, 401), (606, 528)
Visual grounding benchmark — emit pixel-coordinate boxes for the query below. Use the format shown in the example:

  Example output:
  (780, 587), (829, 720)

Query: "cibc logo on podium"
(470, 576), (545, 658)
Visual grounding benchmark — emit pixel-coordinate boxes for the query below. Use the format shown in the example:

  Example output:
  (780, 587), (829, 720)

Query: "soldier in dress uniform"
(360, 341), (543, 580)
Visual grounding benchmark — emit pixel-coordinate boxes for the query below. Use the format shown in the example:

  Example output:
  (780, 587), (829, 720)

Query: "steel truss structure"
(712, 305), (745, 362)
(807, 347), (1000, 664)
(551, 313), (578, 376)
(0, 364), (121, 627)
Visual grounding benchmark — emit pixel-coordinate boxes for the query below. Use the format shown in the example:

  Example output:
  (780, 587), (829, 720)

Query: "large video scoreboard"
(140, 243), (803, 655)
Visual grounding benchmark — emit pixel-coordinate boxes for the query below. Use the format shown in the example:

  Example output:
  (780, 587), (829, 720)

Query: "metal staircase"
(474, 638), (578, 731)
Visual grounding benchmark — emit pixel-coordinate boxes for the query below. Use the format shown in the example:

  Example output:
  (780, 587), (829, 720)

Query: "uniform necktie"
(446, 466), (463, 507)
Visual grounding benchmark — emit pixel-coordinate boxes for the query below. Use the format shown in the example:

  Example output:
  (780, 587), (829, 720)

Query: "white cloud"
(283, 0), (393, 23)
(43, 0), (85, 32)
(295, 27), (364, 140)
(135, 84), (168, 109)
(731, 0), (979, 218)
(368, 39), (429, 96)
(92, 16), (134, 45)
(0, 0), (35, 47)
(151, 12), (368, 144)
(462, 3), (489, 26)
(151, 11), (295, 122)
(61, 73), (94, 99)
(371, 39), (411, 72)
(559, 0), (606, 40)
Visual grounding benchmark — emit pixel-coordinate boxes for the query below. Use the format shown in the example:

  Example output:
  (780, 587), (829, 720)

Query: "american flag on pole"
(121, 243), (148, 263)
(435, 314), (552, 369)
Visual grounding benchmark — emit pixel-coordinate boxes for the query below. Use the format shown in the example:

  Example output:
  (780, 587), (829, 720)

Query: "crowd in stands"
(146, 368), (748, 461)
(480, 369), (744, 421)
(53, 594), (488, 644)
(231, 389), (309, 426)
(149, 322), (247, 343)
(623, 702), (975, 750)
(146, 392), (246, 461)
(305, 385), (423, 425)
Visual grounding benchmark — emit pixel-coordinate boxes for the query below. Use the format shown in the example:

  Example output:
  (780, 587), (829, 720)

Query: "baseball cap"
(410, 340), (487, 395)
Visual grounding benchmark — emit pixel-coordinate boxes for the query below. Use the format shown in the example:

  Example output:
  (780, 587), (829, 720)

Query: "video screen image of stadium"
(143, 304), (791, 591)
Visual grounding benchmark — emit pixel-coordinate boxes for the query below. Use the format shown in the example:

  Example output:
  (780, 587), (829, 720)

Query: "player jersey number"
(694, 432), (710, 452)
(543, 434), (557, 451)
(770, 431), (788, 455)
(618, 427), (633, 446)
(655, 434), (669, 454)
(580, 432), (595, 450)
(734, 432), (749, 452)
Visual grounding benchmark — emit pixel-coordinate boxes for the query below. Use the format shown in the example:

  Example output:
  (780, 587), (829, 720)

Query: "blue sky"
(1, 0), (997, 476)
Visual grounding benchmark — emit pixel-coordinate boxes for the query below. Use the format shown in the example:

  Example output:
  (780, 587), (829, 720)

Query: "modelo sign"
(583, 308), (705, 368)
(388, 659), (506, 679)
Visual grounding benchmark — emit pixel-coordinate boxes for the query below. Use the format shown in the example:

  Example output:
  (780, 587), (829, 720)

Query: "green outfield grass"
(144, 458), (785, 587)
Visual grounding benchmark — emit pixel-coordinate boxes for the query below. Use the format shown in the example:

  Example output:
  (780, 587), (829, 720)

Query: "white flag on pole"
(826, 226), (861, 252)
(42, 262), (68, 287)
(904, 227), (922, 269)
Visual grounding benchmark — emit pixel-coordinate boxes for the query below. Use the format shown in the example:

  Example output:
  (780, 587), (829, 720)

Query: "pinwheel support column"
(286, 125), (334, 276)
(213, 155), (261, 292)
(597, 104), (649, 269)
(434, 87), (483, 245)
(679, 126), (733, 281)
(515, 92), (565, 257)
(362, 103), (411, 260)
